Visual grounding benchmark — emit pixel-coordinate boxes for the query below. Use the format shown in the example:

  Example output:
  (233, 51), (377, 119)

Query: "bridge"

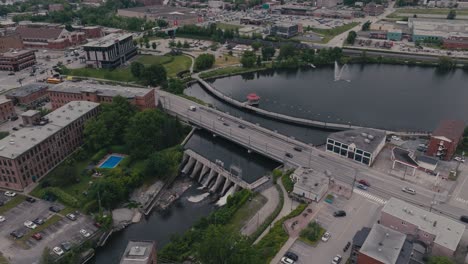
(159, 90), (468, 221)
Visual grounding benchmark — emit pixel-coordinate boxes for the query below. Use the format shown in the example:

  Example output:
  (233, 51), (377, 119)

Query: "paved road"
(159, 90), (468, 222)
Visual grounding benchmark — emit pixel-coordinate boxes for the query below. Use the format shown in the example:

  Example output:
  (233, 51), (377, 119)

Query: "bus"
(46, 78), (62, 84)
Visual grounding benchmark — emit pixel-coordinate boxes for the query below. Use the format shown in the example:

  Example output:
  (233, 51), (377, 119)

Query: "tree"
(346, 31), (357, 45)
(169, 40), (176, 48)
(142, 63), (167, 86)
(151, 42), (157, 49)
(41, 247), (52, 264)
(362, 21), (371, 31)
(156, 19), (168, 28)
(428, 256), (454, 264)
(261, 46), (275, 61)
(130, 61), (144, 78)
(240, 50), (256, 68)
(195, 53), (216, 71)
(278, 44), (296, 59)
(183, 40), (190, 48)
(164, 78), (186, 94)
(65, 24), (74, 32)
(256, 55), (262, 67)
(447, 9), (456, 19)
(176, 40), (182, 48)
(145, 42), (150, 49)
(438, 56), (455, 71)
(251, 41), (262, 51)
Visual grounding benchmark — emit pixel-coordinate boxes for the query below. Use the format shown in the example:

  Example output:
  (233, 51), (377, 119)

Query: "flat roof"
(1, 49), (34, 57)
(119, 240), (155, 264)
(0, 101), (99, 159)
(5, 83), (49, 98)
(83, 33), (133, 48)
(21, 110), (40, 117)
(0, 98), (11, 105)
(416, 155), (438, 166)
(49, 81), (153, 99)
(328, 128), (386, 154)
(292, 167), (328, 194)
(360, 224), (407, 264)
(120, 5), (200, 17)
(382, 198), (465, 252)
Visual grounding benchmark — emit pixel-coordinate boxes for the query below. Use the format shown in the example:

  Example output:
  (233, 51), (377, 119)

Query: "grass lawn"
(281, 174), (294, 193)
(307, 22), (359, 43)
(0, 195), (25, 215)
(227, 193), (267, 232)
(0, 252), (8, 264)
(216, 23), (242, 31)
(66, 67), (135, 83)
(164, 55), (192, 77)
(214, 55), (240, 67)
(17, 215), (63, 248)
(137, 55), (173, 66)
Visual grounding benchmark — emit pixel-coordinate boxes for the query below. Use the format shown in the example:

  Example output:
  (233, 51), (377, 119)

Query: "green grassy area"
(0, 131), (8, 140)
(165, 55), (192, 77)
(66, 67), (136, 83)
(17, 215), (63, 246)
(307, 22), (359, 43)
(137, 55), (173, 66)
(394, 8), (468, 15)
(281, 174), (294, 193)
(214, 54), (240, 67)
(0, 195), (25, 215)
(227, 193), (267, 232)
(0, 252), (9, 264)
(299, 222), (326, 247)
(216, 23), (242, 30)
(199, 66), (263, 79)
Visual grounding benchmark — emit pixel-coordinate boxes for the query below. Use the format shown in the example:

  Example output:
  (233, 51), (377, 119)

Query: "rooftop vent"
(361, 132), (368, 137)
(31, 138), (36, 141)
(9, 140), (15, 145)
(385, 233), (389, 237)
(433, 221), (437, 227)
(0, 146), (5, 151)
(364, 139), (371, 144)
(368, 134), (374, 140)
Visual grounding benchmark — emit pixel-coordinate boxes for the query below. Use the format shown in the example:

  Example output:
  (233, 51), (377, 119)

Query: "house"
(426, 120), (464, 161)
(270, 23), (299, 38)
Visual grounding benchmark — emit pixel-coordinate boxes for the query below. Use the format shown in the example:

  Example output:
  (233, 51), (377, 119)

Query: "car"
(61, 241), (72, 251)
(343, 241), (351, 252)
(32, 233), (42, 241)
(66, 213), (77, 221)
(357, 184), (368, 190)
(10, 230), (24, 239)
(0, 215), (5, 222)
(53, 246), (64, 256)
(454, 157), (465, 163)
(12, 127), (18, 131)
(358, 179), (370, 187)
(321, 231), (331, 242)
(460, 215), (468, 223)
(417, 146), (427, 152)
(332, 255), (342, 264)
(49, 206), (61, 212)
(33, 218), (45, 225)
(94, 222), (103, 228)
(285, 153), (293, 158)
(293, 146), (303, 152)
(189, 105), (197, 111)
(284, 251), (298, 262)
(24, 220), (37, 229)
(281, 256), (295, 264)
(4, 191), (16, 197)
(26, 197), (36, 203)
(333, 210), (346, 217)
(402, 187), (416, 195)
(10, 116), (18, 121)
(80, 229), (91, 237)
(391, 135), (401, 141)
(238, 124), (246, 129)
(223, 122), (229, 126)
(8, 72), (15, 76)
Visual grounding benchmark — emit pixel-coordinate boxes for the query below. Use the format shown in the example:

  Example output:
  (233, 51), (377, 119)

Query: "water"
(201, 65), (468, 132)
(98, 155), (124, 169)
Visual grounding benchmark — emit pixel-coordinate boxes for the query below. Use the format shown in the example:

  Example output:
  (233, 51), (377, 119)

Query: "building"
(357, 224), (413, 264)
(48, 81), (156, 110)
(426, 120), (464, 161)
(391, 147), (440, 177)
(0, 99), (15, 123)
(363, 2), (384, 16)
(315, 0), (342, 8)
(0, 101), (100, 191)
(0, 49), (36, 72)
(5, 83), (49, 106)
(380, 197), (465, 257)
(117, 6), (202, 27)
(72, 26), (104, 39)
(291, 167), (329, 202)
(83, 33), (137, 69)
(120, 240), (157, 264)
(326, 128), (386, 166)
(20, 110), (41, 126)
(270, 23), (299, 38)
(443, 36), (468, 50)
(48, 3), (64, 12)
(409, 18), (468, 42)
(351, 227), (371, 263)
(15, 23), (85, 49)
(0, 32), (24, 52)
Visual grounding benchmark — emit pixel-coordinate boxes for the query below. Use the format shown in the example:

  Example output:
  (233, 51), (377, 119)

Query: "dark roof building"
(5, 83), (49, 106)
(426, 120), (464, 160)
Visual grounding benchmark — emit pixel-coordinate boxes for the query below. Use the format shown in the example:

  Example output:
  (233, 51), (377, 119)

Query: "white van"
(189, 106), (197, 111)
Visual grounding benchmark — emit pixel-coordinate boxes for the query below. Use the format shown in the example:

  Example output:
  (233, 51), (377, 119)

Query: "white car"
(391, 135), (401, 141)
(454, 157), (465, 163)
(4, 191), (16, 197)
(321, 231), (331, 242)
(24, 220), (37, 229)
(53, 246), (64, 256)
(332, 255), (342, 264)
(79, 229), (91, 238)
(402, 187), (416, 195)
(0, 216), (5, 222)
(281, 257), (295, 264)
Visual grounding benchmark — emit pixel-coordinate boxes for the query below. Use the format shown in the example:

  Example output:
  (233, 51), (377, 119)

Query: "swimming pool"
(99, 155), (124, 169)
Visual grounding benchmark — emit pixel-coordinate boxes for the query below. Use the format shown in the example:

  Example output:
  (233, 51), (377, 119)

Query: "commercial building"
(5, 83), (49, 106)
(72, 26), (104, 39)
(326, 128), (386, 166)
(380, 197), (465, 257)
(391, 147), (440, 176)
(0, 101), (100, 191)
(120, 240), (157, 264)
(409, 18), (468, 42)
(48, 81), (156, 110)
(15, 23), (85, 49)
(0, 32), (24, 52)
(363, 2), (384, 16)
(117, 6), (202, 27)
(443, 36), (468, 50)
(270, 23), (299, 38)
(0, 49), (36, 72)
(0, 99), (15, 123)
(426, 120), (464, 161)
(291, 167), (329, 202)
(83, 33), (137, 69)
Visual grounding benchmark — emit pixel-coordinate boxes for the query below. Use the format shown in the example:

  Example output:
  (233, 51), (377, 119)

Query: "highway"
(159, 90), (468, 221)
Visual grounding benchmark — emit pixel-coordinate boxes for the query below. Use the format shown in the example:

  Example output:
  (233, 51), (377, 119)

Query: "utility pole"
(429, 193), (437, 212)
(351, 169), (358, 197)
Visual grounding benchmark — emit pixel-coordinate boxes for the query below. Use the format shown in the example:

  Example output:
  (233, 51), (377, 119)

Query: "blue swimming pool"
(99, 155), (124, 169)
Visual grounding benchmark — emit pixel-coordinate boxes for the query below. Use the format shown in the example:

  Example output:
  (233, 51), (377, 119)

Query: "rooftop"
(382, 198), (465, 252)
(120, 5), (200, 17)
(1, 49), (34, 57)
(0, 101), (99, 159)
(119, 240), (155, 264)
(360, 224), (407, 264)
(353, 227), (371, 248)
(416, 155), (438, 166)
(15, 26), (64, 40)
(431, 120), (464, 142)
(0, 98), (11, 105)
(21, 110), (40, 117)
(392, 147), (418, 167)
(83, 33), (133, 48)
(292, 167), (329, 194)
(49, 81), (153, 99)
(5, 83), (49, 98)
(328, 128), (386, 154)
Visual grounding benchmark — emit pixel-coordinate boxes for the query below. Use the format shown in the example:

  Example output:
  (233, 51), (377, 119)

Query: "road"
(159, 90), (468, 222)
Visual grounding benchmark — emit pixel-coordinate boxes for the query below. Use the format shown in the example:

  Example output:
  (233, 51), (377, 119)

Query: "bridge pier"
(190, 161), (202, 179)
(203, 170), (217, 188)
(221, 178), (233, 195)
(199, 165), (210, 182)
(210, 174), (226, 193)
(181, 157), (195, 174)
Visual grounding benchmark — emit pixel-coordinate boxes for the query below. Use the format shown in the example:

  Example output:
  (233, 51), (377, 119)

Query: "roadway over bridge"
(159, 90), (468, 222)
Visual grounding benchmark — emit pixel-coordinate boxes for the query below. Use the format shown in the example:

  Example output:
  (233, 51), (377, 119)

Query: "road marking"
(353, 189), (387, 205)
(455, 197), (468, 204)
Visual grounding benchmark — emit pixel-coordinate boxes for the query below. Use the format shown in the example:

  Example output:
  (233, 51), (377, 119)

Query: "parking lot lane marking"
(337, 201), (366, 241)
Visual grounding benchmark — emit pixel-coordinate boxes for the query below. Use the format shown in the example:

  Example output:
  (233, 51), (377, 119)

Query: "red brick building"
(15, 24), (85, 50)
(0, 101), (100, 191)
(0, 99), (15, 123)
(363, 2), (384, 16)
(0, 50), (36, 72)
(426, 120), (464, 160)
(0, 32), (24, 53)
(48, 81), (156, 110)
(5, 83), (49, 106)
(442, 37), (468, 50)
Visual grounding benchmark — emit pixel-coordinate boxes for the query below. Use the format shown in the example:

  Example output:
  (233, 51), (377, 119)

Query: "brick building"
(363, 2), (384, 16)
(0, 50), (36, 72)
(5, 83), (49, 106)
(0, 101), (100, 191)
(120, 240), (157, 264)
(0, 33), (24, 53)
(426, 120), (464, 161)
(0, 99), (15, 123)
(83, 33), (137, 69)
(380, 198), (465, 257)
(443, 36), (468, 50)
(48, 81), (156, 110)
(117, 6), (202, 27)
(15, 24), (85, 50)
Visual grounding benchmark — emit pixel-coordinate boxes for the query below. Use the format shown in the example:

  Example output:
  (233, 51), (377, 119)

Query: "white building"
(83, 33), (137, 69)
(291, 167), (329, 202)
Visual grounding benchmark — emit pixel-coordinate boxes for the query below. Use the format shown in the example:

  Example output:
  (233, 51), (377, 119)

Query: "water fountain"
(334, 61), (351, 82)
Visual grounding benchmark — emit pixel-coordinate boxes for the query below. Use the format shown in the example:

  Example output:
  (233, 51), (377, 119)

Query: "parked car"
(94, 222), (102, 228)
(391, 135), (401, 141)
(49, 206), (61, 213)
(223, 122), (229, 126)
(53, 246), (64, 256)
(343, 241), (351, 252)
(10, 116), (18, 121)
(358, 179), (370, 187)
(0, 215), (5, 222)
(79, 229), (91, 238)
(32, 233), (42, 241)
(24, 220), (37, 229)
(61, 241), (72, 251)
(26, 197), (36, 203)
(4, 191), (16, 197)
(238, 124), (246, 129)
(10, 230), (24, 239)
(285, 153), (293, 158)
(454, 157), (465, 163)
(332, 255), (342, 264)
(357, 184), (368, 190)
(8, 72), (15, 76)
(284, 251), (298, 262)
(333, 210), (346, 217)
(33, 218), (45, 225)
(402, 187), (416, 195)
(66, 213), (77, 221)
(321, 231), (331, 242)
(293, 146), (303, 152)
(460, 215), (468, 223)
(281, 256), (295, 264)
(189, 105), (197, 111)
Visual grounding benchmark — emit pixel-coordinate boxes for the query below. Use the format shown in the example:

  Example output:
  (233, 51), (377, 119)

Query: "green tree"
(278, 44), (296, 59)
(176, 40), (182, 48)
(41, 247), (52, 264)
(156, 19), (168, 28)
(183, 40), (190, 48)
(261, 46), (275, 61)
(251, 41), (262, 51)
(428, 256), (454, 264)
(447, 9), (456, 19)
(346, 31), (357, 44)
(151, 42), (157, 49)
(240, 50), (256, 68)
(438, 56), (455, 71)
(142, 64), (167, 86)
(164, 78), (186, 94)
(130, 61), (144, 77)
(195, 53), (216, 71)
(143, 147), (182, 179)
(256, 55), (262, 67)
(169, 40), (176, 48)
(362, 21), (371, 31)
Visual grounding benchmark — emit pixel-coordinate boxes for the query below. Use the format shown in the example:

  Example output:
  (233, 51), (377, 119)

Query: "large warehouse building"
(117, 6), (202, 26)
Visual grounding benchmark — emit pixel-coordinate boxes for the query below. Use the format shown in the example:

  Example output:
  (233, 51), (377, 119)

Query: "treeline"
(176, 23), (240, 42)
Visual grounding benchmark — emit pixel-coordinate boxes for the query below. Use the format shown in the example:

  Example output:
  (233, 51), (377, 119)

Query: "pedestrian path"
(353, 189), (387, 205)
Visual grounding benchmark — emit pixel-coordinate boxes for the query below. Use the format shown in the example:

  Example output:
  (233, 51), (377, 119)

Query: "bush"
(91, 149), (108, 163)
(44, 187), (80, 207)
(300, 221), (324, 244)
(281, 173), (294, 193)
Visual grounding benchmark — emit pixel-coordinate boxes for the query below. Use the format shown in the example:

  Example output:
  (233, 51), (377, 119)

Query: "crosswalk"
(353, 189), (387, 205)
(455, 197), (468, 205)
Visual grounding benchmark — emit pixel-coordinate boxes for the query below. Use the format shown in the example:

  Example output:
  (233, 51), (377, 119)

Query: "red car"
(358, 179), (370, 187)
(94, 222), (102, 228)
(32, 233), (42, 240)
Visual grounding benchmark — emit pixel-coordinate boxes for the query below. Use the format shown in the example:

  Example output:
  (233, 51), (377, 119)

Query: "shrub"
(44, 187), (80, 207)
(91, 149), (108, 163)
